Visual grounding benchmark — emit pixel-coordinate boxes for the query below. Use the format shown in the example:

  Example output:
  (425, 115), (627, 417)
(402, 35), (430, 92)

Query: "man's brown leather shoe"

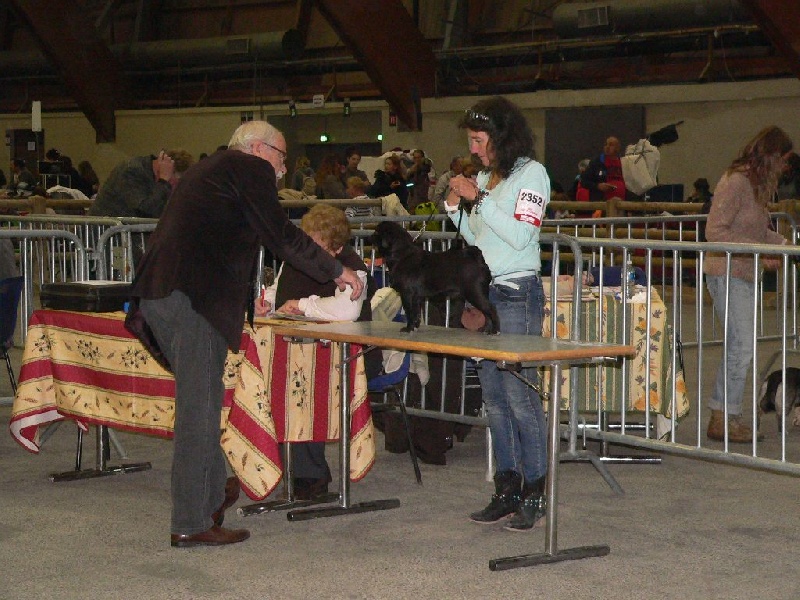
(212, 476), (240, 527)
(170, 525), (250, 548)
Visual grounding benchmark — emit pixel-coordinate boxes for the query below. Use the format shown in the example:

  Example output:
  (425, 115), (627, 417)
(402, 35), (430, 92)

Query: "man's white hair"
(227, 120), (281, 152)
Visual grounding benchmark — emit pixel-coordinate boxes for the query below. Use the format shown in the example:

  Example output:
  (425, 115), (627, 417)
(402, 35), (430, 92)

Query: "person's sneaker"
(504, 494), (546, 532)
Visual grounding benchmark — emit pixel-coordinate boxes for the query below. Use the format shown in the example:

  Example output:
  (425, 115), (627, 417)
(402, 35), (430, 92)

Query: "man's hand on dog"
(335, 266), (364, 300)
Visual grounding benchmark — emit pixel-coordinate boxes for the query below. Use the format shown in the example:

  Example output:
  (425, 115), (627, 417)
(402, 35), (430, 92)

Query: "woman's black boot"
(504, 475), (546, 531)
(469, 470), (522, 523)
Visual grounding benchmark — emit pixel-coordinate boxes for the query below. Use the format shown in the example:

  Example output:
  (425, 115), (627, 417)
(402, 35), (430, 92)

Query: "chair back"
(0, 276), (24, 349)
(367, 352), (411, 392)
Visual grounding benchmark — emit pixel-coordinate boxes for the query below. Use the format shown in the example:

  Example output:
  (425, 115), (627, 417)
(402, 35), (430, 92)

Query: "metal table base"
(49, 426), (151, 482)
(239, 340), (400, 521)
(490, 363), (611, 571)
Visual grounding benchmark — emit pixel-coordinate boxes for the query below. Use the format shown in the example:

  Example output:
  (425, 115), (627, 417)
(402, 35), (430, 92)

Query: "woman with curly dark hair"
(446, 95), (550, 531)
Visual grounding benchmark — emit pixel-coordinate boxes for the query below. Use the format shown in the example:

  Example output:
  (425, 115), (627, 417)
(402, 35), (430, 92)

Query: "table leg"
(288, 340), (399, 521)
(49, 425), (151, 483)
(489, 362), (610, 571)
(558, 359), (626, 494)
(237, 443), (338, 518)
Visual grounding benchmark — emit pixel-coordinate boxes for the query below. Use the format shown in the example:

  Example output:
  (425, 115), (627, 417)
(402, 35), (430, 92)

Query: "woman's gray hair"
(227, 120), (281, 152)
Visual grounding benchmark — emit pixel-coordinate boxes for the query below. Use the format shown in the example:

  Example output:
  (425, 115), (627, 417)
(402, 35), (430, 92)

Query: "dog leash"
(410, 211), (437, 242)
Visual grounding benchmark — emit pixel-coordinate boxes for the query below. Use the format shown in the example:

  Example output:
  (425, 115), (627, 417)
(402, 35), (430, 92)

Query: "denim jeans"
(706, 275), (755, 415)
(476, 274), (547, 484)
(141, 290), (230, 535)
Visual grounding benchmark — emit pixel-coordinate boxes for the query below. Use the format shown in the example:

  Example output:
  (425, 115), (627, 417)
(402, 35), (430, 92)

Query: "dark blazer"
(127, 149), (343, 353)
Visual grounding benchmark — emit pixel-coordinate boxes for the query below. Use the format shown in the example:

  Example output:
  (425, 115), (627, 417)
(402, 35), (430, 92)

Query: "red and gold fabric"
(9, 310), (374, 500)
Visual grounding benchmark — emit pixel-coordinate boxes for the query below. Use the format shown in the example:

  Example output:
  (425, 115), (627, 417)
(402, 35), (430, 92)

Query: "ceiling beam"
(314, 0), (436, 131)
(741, 0), (800, 80)
(8, 0), (131, 142)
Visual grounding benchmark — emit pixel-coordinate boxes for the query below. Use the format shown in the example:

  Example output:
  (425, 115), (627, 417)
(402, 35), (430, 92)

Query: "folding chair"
(368, 352), (422, 484)
(0, 276), (24, 395)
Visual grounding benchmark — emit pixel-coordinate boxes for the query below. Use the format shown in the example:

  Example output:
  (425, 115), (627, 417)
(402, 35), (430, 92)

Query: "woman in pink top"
(703, 126), (793, 443)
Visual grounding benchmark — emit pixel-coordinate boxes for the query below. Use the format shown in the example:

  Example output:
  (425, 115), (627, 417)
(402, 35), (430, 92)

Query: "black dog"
(370, 221), (499, 334)
(758, 367), (800, 432)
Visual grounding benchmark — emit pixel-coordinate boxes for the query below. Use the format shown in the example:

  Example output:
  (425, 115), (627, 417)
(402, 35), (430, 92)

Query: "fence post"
(31, 196), (47, 214)
(606, 197), (620, 219)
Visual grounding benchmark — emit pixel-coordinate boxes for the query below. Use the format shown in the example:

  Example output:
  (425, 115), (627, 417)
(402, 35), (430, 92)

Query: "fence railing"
(12, 211), (800, 478)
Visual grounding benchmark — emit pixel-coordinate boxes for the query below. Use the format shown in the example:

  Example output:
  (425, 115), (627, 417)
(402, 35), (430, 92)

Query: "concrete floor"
(2, 324), (800, 600)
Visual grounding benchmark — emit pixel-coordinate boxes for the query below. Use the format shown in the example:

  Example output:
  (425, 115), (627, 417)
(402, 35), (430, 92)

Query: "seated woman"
(256, 204), (378, 499)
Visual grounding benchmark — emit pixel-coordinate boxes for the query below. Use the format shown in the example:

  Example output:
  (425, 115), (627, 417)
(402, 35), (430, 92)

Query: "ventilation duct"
(0, 29), (303, 77)
(553, 0), (751, 38)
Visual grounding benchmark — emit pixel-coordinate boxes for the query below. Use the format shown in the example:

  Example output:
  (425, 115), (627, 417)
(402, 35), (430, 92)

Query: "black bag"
(40, 281), (132, 313)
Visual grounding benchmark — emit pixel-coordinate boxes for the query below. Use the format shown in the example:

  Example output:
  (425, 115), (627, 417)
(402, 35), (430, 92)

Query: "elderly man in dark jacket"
(125, 120), (363, 548)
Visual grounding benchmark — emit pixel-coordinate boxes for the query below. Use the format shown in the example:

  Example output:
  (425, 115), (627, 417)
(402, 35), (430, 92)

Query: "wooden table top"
(266, 320), (635, 365)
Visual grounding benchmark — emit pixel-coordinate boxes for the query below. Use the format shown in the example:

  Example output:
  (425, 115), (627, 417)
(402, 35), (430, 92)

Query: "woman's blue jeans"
(706, 275), (755, 415)
(476, 274), (547, 484)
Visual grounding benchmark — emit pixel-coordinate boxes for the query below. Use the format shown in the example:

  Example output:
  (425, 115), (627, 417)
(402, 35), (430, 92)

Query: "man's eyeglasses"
(262, 142), (287, 163)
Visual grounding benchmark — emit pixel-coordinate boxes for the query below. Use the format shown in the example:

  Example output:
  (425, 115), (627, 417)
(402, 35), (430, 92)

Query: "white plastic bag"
(622, 139), (660, 195)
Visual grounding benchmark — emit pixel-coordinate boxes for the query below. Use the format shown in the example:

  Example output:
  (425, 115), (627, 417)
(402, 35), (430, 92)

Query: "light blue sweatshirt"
(448, 157), (550, 277)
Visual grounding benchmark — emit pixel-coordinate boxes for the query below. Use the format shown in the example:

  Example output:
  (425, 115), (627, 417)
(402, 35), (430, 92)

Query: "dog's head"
(370, 221), (416, 266)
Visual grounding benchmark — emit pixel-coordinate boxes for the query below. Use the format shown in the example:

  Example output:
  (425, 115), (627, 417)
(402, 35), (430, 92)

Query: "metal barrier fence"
(0, 229), (88, 344)
(573, 235), (800, 476)
(0, 214), (119, 286)
(32, 212), (800, 478)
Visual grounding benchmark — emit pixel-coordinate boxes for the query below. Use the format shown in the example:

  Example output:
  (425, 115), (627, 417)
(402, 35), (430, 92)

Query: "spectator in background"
(44, 148), (61, 165)
(77, 160), (100, 197)
(291, 155), (314, 193)
(59, 155), (94, 198)
(0, 167), (6, 188)
(344, 176), (380, 219)
(776, 152), (800, 200)
(405, 149), (433, 212)
(687, 177), (712, 203)
(580, 137), (626, 202)
(432, 156), (463, 212)
(314, 154), (347, 199)
(341, 146), (369, 186)
(6, 159), (37, 194)
(704, 126), (793, 443)
(568, 158), (591, 201)
(89, 149), (194, 218)
(369, 155), (408, 207)
(687, 178), (714, 242)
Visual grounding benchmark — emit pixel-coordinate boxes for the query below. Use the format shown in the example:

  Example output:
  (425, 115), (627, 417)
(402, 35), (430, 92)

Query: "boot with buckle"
(504, 475), (546, 532)
(469, 470), (522, 524)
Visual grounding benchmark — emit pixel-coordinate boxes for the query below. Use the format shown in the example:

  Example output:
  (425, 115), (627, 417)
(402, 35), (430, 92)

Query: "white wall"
(1, 79), (798, 196)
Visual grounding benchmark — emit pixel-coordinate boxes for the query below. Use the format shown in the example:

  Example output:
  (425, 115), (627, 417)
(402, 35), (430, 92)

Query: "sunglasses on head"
(464, 109), (490, 123)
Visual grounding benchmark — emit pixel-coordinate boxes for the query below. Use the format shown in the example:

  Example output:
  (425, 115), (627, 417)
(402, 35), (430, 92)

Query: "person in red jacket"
(579, 136), (627, 202)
